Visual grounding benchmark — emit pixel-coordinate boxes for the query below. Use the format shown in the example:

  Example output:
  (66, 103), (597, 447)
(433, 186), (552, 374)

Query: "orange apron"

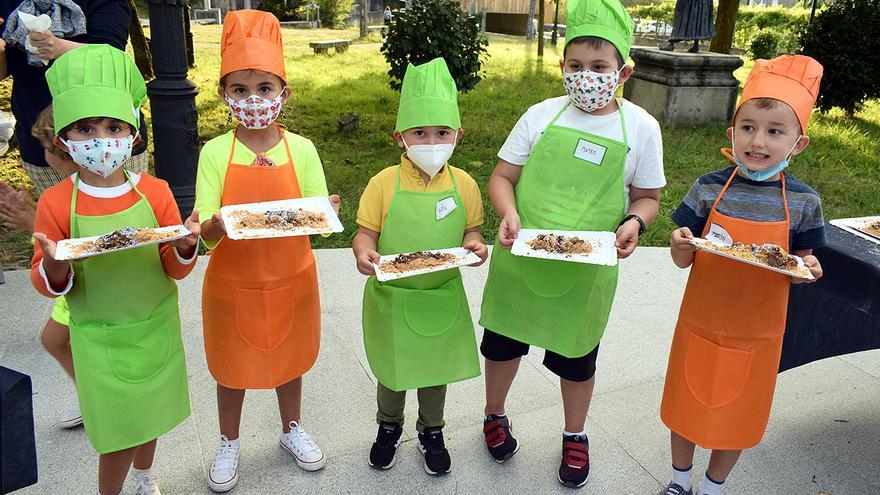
(660, 168), (791, 450)
(202, 126), (321, 389)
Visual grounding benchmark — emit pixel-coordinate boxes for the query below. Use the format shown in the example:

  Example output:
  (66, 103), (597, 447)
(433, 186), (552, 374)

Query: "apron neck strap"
(550, 99), (628, 149)
(711, 167), (791, 222)
(70, 171), (143, 214)
(228, 124), (292, 167)
(616, 99), (628, 150)
(394, 162), (460, 193)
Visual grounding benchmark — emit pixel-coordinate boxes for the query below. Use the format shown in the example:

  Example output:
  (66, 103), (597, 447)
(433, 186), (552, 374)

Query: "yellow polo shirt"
(356, 155), (484, 233)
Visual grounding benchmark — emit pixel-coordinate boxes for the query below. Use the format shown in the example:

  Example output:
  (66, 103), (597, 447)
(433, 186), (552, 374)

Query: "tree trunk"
(527, 0), (536, 40)
(128, 0), (154, 80)
(709, 0), (739, 54)
(537, 0), (545, 57)
(359, 0), (367, 37)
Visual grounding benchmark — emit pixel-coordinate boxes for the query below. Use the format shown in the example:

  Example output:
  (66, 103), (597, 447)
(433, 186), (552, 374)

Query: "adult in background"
(0, 0), (149, 196)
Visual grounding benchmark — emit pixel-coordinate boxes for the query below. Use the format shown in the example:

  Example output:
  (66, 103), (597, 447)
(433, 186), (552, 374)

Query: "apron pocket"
(522, 257), (580, 297)
(685, 333), (752, 409)
(235, 284), (294, 351)
(101, 310), (174, 384)
(403, 284), (462, 337)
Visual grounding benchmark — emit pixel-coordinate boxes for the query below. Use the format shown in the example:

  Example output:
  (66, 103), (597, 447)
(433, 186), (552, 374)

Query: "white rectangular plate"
(511, 229), (618, 266)
(221, 197), (344, 240)
(55, 225), (190, 261)
(690, 238), (813, 280)
(830, 216), (880, 246)
(373, 247), (481, 282)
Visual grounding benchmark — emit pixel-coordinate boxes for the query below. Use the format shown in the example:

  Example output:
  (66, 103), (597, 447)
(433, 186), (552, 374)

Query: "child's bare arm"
(462, 227), (488, 267)
(488, 160), (523, 248)
(669, 227), (696, 268)
(616, 186), (661, 259)
(353, 227), (381, 276)
(792, 249), (822, 283)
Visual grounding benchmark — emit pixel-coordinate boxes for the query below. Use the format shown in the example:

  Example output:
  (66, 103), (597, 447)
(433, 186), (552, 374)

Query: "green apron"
(479, 101), (628, 358)
(362, 166), (480, 392)
(66, 173), (190, 454)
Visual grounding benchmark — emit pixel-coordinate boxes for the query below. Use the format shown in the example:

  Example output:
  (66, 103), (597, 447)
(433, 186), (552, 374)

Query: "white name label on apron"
(706, 222), (734, 246)
(436, 197), (457, 220)
(573, 139), (607, 166)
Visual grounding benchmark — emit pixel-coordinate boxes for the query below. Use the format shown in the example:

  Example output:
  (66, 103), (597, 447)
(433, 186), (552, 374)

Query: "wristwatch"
(619, 214), (646, 236)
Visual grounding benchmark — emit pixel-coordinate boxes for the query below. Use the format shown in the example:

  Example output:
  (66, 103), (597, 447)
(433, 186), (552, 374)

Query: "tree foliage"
(380, 0), (489, 93)
(801, 0), (880, 114)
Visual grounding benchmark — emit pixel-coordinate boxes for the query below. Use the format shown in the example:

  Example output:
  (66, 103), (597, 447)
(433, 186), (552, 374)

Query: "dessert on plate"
(527, 233), (594, 256)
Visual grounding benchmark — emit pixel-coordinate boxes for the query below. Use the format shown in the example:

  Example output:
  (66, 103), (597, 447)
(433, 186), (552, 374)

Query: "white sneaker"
(132, 470), (161, 495)
(207, 435), (240, 493)
(56, 402), (83, 429)
(280, 421), (326, 471)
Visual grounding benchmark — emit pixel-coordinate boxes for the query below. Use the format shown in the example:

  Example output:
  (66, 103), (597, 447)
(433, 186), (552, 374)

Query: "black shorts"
(480, 329), (600, 382)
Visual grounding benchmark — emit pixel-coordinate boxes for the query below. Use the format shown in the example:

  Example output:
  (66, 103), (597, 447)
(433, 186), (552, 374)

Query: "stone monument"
(660, 0), (717, 53)
(623, 47), (743, 126)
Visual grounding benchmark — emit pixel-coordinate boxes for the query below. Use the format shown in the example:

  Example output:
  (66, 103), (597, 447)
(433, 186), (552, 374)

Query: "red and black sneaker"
(558, 434), (590, 488)
(483, 414), (519, 463)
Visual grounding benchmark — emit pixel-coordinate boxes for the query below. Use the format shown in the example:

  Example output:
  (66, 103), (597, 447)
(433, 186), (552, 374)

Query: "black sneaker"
(483, 414), (519, 463)
(417, 427), (451, 475)
(558, 434), (590, 488)
(369, 421), (402, 469)
(658, 482), (692, 495)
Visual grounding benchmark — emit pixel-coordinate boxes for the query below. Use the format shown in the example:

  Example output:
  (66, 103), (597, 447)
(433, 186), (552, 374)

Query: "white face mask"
(402, 131), (458, 180)
(61, 135), (136, 178)
(224, 93), (284, 129)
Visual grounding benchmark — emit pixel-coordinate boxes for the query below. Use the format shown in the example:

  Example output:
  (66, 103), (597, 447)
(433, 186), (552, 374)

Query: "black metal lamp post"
(147, 0), (200, 217)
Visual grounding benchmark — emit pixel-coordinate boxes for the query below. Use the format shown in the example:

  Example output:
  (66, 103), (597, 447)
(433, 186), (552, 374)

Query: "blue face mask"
(731, 136), (801, 182)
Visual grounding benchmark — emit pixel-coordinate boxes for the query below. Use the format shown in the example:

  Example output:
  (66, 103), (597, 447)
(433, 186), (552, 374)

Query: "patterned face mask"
(562, 68), (622, 113)
(61, 135), (135, 178)
(224, 93), (284, 129)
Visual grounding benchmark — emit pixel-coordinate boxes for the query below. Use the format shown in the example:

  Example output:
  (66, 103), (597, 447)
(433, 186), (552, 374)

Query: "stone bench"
(281, 20), (318, 29)
(309, 40), (351, 55)
(366, 25), (387, 33)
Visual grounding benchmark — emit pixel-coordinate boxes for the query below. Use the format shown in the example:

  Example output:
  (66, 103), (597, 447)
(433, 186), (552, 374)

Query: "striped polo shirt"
(671, 166), (826, 251)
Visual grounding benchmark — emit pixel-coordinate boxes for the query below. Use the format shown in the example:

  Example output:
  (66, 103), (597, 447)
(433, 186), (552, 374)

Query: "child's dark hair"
(564, 36), (625, 68)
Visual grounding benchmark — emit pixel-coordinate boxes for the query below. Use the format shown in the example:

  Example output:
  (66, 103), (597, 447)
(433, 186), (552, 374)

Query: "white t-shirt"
(498, 96), (667, 201)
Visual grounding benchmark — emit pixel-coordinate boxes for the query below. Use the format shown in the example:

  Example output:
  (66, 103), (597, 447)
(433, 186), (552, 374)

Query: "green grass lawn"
(2, 26), (879, 267)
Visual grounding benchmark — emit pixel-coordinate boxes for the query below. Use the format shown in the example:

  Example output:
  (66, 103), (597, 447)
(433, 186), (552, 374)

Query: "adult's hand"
(0, 18), (6, 52)
(28, 31), (82, 61)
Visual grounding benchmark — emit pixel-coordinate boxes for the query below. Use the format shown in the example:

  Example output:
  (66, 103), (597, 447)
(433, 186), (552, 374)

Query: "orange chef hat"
(736, 54), (823, 133)
(220, 10), (286, 82)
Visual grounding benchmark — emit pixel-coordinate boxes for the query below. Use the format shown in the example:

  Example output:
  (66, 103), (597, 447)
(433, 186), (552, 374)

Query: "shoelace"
(134, 472), (159, 494)
(212, 436), (238, 472)
(563, 439), (589, 469)
(483, 418), (508, 448)
(289, 423), (321, 455)
(663, 483), (689, 495)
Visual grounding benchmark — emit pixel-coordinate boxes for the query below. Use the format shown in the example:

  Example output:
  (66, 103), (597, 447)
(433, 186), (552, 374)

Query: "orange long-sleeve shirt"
(31, 173), (197, 297)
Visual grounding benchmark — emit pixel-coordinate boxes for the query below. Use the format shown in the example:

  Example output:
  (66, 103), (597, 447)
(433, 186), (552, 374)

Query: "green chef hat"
(46, 44), (146, 134)
(565, 0), (635, 63)
(395, 57), (461, 132)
